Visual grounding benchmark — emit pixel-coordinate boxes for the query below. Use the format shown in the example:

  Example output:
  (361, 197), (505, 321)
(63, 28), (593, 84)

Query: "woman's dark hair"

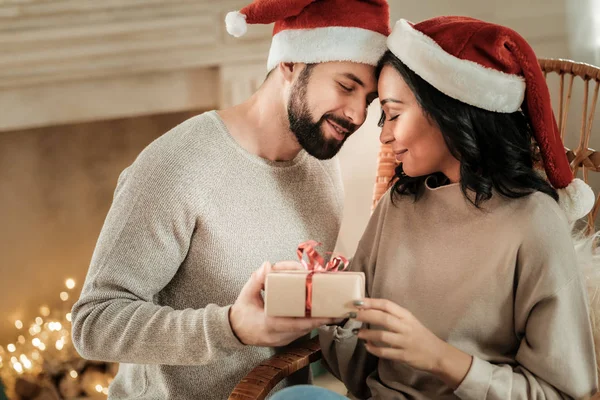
(376, 50), (558, 207)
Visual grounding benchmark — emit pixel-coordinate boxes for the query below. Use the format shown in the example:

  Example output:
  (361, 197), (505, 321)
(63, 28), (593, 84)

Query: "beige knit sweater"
(320, 178), (598, 399)
(71, 111), (344, 399)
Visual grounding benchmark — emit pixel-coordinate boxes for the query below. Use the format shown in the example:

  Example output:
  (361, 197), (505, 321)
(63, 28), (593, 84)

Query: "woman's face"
(377, 65), (460, 182)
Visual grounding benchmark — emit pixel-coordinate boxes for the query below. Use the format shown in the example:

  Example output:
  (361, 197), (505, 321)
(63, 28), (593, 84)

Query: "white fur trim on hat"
(267, 27), (387, 71)
(225, 11), (248, 38)
(558, 178), (596, 222)
(387, 19), (526, 113)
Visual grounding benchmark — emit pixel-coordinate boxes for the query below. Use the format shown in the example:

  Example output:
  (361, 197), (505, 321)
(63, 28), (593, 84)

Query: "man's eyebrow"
(339, 73), (365, 87)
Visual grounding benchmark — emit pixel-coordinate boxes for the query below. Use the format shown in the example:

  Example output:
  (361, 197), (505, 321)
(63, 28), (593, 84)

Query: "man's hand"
(229, 261), (336, 347)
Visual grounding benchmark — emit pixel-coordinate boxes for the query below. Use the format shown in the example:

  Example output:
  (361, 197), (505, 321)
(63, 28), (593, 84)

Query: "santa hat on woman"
(386, 16), (595, 222)
(225, 0), (391, 71)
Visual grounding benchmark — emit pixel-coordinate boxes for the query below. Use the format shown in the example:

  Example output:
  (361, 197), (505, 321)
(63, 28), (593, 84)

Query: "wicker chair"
(228, 58), (600, 400)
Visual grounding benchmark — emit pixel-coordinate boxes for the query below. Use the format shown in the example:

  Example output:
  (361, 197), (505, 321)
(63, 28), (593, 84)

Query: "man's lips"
(325, 119), (352, 141)
(327, 119), (349, 135)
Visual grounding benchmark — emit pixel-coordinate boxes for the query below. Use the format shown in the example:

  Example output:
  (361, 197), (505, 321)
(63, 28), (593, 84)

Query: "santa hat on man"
(386, 16), (595, 222)
(225, 0), (391, 71)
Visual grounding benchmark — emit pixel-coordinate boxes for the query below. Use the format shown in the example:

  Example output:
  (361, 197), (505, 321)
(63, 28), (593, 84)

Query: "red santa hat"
(387, 16), (595, 222)
(225, 0), (390, 71)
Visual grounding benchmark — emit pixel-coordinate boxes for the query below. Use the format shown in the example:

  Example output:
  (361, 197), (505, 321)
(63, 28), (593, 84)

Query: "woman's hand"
(351, 298), (472, 389)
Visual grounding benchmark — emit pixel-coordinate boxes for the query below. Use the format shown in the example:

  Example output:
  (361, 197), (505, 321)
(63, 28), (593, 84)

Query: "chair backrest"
(371, 58), (600, 232)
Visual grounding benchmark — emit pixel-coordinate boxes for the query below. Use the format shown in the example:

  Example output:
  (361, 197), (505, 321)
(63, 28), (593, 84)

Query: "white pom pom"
(558, 178), (596, 222)
(225, 11), (247, 38)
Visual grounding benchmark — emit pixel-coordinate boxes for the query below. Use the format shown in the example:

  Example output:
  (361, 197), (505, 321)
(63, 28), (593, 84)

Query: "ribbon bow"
(297, 240), (349, 316)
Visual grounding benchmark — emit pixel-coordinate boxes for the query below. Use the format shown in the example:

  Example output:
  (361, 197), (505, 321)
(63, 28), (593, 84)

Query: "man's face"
(287, 62), (378, 160)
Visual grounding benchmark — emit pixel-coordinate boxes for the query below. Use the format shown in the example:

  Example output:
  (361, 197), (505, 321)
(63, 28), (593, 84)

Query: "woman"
(272, 16), (598, 399)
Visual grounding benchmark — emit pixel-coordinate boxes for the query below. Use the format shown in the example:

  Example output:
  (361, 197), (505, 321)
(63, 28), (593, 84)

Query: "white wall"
(335, 0), (576, 256)
(566, 0), (600, 66)
(335, 101), (383, 256)
(564, 0), (600, 196)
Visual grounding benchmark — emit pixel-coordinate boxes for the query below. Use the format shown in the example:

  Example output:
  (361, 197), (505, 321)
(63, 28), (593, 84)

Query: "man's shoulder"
(135, 111), (222, 166)
(119, 112), (222, 189)
(147, 111), (218, 153)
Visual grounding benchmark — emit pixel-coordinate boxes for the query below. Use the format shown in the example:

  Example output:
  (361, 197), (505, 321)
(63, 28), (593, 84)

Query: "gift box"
(264, 241), (365, 318)
(265, 270), (365, 317)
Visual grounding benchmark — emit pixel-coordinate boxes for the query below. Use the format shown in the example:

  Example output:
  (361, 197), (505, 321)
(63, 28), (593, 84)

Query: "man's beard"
(287, 68), (357, 160)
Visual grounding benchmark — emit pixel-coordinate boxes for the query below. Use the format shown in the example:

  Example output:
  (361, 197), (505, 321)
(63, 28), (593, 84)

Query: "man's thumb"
(241, 261), (271, 297)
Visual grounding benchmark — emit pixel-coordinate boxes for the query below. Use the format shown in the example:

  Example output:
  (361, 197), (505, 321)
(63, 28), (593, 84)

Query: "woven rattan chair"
(228, 58), (600, 400)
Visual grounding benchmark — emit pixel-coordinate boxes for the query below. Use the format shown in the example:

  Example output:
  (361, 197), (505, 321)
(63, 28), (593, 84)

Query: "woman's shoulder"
(510, 191), (569, 229)
(504, 192), (575, 260)
(508, 191), (586, 299)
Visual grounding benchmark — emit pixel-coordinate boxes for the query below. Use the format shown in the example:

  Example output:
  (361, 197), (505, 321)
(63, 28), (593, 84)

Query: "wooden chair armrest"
(228, 337), (322, 400)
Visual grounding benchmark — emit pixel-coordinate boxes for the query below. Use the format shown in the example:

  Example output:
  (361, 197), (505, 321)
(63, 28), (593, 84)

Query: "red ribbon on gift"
(297, 240), (349, 317)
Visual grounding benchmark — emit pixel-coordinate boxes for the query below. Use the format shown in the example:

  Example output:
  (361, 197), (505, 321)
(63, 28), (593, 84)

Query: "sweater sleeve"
(319, 245), (378, 399)
(319, 195), (389, 399)
(71, 142), (245, 366)
(455, 201), (598, 399)
(319, 318), (378, 399)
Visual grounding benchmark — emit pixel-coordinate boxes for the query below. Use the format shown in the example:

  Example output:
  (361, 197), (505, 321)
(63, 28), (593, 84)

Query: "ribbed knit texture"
(71, 111), (344, 399)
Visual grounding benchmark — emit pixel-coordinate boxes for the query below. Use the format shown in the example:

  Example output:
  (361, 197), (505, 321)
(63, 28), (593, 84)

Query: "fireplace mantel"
(0, 0), (272, 131)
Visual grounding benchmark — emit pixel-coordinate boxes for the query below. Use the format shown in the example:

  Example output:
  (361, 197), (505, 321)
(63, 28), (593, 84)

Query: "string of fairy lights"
(0, 279), (114, 399)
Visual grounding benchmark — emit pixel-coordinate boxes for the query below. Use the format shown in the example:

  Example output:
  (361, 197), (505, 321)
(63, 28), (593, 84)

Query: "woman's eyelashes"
(378, 111), (400, 127)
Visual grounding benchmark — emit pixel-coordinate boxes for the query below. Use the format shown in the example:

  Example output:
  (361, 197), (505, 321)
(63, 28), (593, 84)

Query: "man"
(71, 0), (390, 398)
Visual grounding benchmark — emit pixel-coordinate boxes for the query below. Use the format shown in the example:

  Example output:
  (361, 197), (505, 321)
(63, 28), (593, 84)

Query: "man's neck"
(217, 83), (303, 162)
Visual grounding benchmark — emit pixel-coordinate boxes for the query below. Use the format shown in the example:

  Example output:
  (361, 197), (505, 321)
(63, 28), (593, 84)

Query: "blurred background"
(0, 0), (599, 398)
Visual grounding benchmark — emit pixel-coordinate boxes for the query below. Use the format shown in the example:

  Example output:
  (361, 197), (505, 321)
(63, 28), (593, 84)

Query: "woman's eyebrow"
(380, 98), (403, 106)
